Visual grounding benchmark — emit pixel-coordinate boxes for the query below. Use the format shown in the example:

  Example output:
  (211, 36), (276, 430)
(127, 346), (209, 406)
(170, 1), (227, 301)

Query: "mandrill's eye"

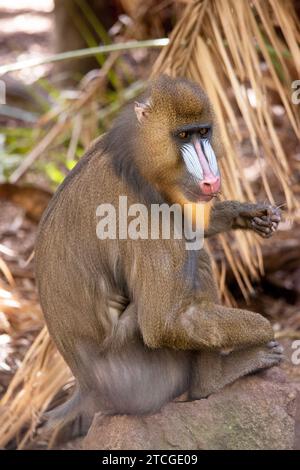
(178, 131), (188, 139)
(199, 127), (210, 137)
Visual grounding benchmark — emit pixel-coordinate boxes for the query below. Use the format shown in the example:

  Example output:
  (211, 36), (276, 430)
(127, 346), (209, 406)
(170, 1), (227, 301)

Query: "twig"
(0, 39), (169, 76)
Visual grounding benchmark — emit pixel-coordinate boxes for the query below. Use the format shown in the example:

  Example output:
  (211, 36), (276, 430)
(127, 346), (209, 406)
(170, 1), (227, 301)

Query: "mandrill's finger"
(239, 208), (266, 218)
(253, 217), (272, 227)
(260, 231), (273, 238)
(270, 214), (281, 222)
(242, 205), (276, 219)
(251, 222), (272, 237)
(271, 223), (278, 232)
(260, 205), (281, 218)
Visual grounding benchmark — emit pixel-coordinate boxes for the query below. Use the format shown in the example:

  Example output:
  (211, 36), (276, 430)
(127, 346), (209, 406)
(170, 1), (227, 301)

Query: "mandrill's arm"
(205, 201), (281, 238)
(125, 241), (274, 353)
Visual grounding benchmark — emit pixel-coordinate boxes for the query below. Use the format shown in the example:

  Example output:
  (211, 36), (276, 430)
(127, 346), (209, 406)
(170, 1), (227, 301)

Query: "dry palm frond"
(1, 0), (299, 449)
(0, 281), (42, 336)
(0, 257), (15, 288)
(0, 328), (72, 448)
(152, 0), (300, 299)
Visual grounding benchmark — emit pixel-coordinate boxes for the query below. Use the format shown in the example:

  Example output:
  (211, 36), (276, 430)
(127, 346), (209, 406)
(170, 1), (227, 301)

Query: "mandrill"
(35, 75), (282, 430)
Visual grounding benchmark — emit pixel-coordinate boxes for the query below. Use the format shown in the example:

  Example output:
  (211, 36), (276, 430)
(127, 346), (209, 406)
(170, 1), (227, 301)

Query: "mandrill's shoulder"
(38, 137), (118, 227)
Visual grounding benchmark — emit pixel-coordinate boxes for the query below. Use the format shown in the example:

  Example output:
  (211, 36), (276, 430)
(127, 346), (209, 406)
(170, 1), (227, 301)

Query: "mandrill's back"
(34, 139), (129, 368)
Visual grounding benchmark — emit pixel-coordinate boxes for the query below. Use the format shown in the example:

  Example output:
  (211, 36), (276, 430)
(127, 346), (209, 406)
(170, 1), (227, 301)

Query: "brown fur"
(35, 75), (282, 434)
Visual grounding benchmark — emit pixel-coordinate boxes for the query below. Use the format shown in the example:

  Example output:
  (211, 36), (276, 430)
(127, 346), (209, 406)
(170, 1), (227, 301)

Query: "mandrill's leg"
(184, 250), (283, 401)
(188, 341), (283, 400)
(205, 201), (281, 238)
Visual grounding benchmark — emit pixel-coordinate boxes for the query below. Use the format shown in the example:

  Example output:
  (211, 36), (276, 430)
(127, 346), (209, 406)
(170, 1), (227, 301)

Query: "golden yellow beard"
(167, 189), (212, 230)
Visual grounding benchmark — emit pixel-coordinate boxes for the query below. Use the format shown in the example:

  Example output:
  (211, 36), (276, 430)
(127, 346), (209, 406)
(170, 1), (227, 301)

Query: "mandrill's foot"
(252, 340), (284, 368)
(188, 340), (284, 400)
(236, 204), (281, 238)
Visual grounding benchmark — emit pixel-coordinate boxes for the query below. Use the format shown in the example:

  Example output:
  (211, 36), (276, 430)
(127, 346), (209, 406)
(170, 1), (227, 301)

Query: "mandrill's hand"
(234, 203), (281, 238)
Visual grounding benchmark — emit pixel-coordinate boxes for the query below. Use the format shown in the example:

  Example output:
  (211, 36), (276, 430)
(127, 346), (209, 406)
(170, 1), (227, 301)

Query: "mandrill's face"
(134, 75), (222, 217)
(172, 122), (220, 203)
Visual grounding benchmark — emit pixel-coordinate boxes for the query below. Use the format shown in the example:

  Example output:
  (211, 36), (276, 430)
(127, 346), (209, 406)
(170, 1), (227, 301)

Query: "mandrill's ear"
(134, 100), (152, 124)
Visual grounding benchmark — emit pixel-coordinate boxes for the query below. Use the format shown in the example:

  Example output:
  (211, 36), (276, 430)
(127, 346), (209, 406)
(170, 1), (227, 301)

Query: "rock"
(83, 368), (300, 450)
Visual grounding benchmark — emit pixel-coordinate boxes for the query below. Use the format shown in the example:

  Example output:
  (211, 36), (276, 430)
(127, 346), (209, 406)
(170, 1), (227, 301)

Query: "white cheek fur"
(181, 143), (203, 180)
(202, 139), (219, 176)
(181, 140), (219, 179)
